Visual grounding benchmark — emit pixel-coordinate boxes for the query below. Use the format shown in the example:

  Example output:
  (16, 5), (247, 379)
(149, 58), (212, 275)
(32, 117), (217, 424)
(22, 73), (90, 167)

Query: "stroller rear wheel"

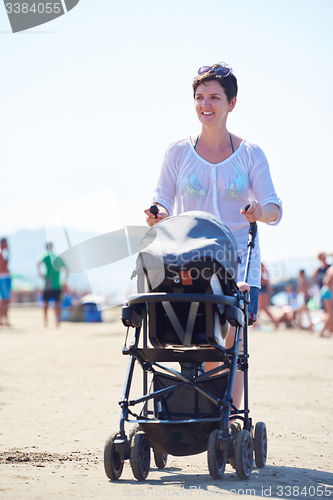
(234, 430), (253, 479)
(207, 429), (226, 479)
(254, 422), (267, 467)
(153, 449), (168, 469)
(130, 431), (151, 481)
(104, 432), (124, 481)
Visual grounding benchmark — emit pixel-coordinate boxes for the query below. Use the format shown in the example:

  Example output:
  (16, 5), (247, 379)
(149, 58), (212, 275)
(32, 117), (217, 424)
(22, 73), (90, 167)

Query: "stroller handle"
(244, 204), (257, 248)
(244, 204), (257, 229)
(150, 204), (159, 218)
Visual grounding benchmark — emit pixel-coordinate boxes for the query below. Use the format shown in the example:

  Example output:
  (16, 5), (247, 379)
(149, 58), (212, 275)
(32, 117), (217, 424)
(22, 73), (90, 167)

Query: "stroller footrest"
(137, 348), (226, 364)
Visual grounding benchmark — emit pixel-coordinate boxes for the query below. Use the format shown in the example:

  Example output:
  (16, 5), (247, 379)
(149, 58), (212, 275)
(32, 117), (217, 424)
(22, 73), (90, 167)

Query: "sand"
(0, 306), (332, 499)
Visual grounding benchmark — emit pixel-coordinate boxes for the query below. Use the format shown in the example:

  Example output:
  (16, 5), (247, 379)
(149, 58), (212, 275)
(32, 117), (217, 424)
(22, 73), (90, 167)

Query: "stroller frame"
(104, 220), (267, 481)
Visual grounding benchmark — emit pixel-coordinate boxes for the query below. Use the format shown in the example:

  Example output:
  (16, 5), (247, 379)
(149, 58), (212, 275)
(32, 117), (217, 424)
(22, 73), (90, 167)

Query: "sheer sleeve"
(151, 142), (179, 215)
(248, 145), (283, 225)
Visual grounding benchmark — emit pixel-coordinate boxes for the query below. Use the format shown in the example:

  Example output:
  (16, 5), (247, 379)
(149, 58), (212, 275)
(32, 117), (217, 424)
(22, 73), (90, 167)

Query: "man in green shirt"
(37, 242), (68, 327)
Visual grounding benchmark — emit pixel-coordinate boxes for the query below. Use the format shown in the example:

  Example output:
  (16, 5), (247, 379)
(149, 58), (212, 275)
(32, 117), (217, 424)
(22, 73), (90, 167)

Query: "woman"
(144, 63), (282, 407)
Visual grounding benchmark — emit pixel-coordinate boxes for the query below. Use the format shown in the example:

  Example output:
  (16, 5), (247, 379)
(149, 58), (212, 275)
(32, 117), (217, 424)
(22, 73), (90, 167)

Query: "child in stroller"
(104, 211), (267, 481)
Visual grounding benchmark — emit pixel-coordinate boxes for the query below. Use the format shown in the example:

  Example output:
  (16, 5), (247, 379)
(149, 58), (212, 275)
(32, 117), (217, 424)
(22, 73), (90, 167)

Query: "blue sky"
(1, 0), (333, 265)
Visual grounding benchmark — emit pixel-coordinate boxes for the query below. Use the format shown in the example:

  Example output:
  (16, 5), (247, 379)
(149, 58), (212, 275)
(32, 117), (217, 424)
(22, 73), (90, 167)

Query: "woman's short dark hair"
(192, 63), (238, 103)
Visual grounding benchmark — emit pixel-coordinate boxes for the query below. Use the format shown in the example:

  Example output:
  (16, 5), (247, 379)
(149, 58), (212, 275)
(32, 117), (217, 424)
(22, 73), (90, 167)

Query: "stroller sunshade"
(137, 211), (239, 293)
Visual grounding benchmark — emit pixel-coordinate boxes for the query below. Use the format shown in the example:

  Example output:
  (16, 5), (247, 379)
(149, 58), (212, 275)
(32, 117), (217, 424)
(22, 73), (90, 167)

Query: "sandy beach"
(1, 306), (332, 499)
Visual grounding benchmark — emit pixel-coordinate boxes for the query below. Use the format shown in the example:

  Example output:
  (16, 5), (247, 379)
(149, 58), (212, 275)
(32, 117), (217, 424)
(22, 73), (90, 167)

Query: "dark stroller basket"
(104, 211), (267, 482)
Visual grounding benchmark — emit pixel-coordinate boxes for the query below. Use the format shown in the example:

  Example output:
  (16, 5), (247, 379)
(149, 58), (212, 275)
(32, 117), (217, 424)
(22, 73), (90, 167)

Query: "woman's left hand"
(240, 201), (262, 223)
(237, 281), (250, 293)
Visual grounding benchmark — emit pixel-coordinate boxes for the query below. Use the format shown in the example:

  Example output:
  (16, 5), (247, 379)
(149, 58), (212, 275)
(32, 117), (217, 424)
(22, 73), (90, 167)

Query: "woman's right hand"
(144, 205), (169, 227)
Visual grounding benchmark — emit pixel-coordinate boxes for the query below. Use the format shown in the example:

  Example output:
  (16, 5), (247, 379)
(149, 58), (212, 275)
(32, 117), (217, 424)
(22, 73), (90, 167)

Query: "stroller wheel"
(104, 432), (124, 481)
(234, 430), (253, 480)
(254, 422), (267, 468)
(153, 449), (168, 469)
(207, 429), (226, 479)
(229, 421), (241, 468)
(130, 431), (151, 481)
(128, 424), (140, 445)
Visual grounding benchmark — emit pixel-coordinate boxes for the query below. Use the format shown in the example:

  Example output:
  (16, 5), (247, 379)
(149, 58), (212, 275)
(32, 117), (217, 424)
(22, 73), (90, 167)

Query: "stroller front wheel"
(234, 430), (253, 479)
(207, 429), (226, 479)
(104, 432), (124, 481)
(130, 431), (151, 481)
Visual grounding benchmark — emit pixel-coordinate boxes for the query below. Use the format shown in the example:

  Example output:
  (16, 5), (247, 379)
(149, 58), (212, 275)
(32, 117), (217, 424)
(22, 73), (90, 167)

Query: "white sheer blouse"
(152, 137), (282, 287)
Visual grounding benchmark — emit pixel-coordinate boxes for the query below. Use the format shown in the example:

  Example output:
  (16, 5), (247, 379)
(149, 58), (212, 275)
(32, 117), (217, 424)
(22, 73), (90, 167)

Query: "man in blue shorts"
(37, 242), (68, 327)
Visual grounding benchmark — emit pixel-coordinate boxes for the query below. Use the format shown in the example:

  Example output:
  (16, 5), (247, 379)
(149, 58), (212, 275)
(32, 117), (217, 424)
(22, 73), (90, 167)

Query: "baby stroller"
(104, 211), (267, 481)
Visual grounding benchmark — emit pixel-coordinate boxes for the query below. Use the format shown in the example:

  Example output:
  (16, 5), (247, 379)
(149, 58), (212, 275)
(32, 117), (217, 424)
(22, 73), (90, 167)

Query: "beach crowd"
(257, 253), (333, 338)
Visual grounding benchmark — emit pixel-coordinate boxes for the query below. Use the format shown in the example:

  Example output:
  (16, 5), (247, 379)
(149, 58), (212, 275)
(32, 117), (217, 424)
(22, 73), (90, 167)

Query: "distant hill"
(5, 228), (97, 290)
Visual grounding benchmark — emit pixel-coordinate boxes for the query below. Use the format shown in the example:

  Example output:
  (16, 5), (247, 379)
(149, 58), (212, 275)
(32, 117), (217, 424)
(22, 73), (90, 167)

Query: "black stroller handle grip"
(244, 204), (257, 251)
(244, 204), (257, 229)
(150, 204), (159, 218)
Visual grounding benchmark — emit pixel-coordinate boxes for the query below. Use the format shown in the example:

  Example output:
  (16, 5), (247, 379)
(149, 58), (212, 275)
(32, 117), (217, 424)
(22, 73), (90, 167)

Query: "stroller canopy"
(137, 211), (239, 290)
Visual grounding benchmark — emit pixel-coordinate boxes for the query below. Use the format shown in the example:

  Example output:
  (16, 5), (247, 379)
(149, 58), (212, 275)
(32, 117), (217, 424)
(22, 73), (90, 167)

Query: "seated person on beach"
(276, 284), (299, 328)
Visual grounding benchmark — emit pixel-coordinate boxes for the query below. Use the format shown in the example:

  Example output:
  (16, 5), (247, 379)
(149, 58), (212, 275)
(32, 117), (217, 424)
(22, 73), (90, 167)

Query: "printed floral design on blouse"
(224, 168), (248, 198)
(181, 173), (207, 197)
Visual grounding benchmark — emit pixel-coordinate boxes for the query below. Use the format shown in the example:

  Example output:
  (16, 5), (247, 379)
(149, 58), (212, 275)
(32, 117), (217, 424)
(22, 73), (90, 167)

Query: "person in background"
(37, 242), (68, 327)
(312, 252), (332, 327)
(0, 238), (11, 327)
(295, 269), (313, 331)
(257, 262), (278, 329)
(313, 252), (331, 295)
(319, 266), (333, 338)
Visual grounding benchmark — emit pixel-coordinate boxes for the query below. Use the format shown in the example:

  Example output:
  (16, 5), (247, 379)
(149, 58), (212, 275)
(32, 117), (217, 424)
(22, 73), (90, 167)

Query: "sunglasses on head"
(198, 66), (231, 77)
